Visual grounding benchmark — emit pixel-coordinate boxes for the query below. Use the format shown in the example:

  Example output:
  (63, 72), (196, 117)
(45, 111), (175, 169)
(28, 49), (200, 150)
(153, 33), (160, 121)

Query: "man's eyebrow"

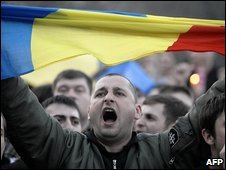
(95, 87), (106, 92)
(71, 117), (80, 120)
(74, 85), (86, 89)
(58, 85), (68, 87)
(53, 114), (66, 118)
(113, 87), (127, 92)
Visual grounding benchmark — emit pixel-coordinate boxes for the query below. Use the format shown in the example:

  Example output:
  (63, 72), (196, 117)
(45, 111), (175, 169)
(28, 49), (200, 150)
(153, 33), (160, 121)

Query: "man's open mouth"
(102, 107), (117, 122)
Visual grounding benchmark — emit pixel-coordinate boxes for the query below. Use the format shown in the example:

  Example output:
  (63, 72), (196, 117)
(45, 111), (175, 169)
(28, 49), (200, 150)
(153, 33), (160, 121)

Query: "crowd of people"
(1, 53), (225, 169)
(1, 0), (225, 168)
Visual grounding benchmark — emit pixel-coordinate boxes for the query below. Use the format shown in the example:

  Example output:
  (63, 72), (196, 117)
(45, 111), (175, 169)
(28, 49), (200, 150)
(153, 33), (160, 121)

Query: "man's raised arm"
(1, 77), (66, 168)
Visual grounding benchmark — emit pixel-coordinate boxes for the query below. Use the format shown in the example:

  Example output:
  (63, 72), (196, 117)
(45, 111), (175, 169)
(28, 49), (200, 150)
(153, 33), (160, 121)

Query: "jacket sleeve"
(1, 77), (73, 168)
(166, 78), (225, 168)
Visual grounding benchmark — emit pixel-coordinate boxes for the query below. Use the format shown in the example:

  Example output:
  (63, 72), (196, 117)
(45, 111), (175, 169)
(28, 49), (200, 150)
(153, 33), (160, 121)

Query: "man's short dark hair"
(42, 95), (81, 115)
(199, 93), (225, 138)
(100, 73), (138, 102)
(52, 69), (93, 94)
(143, 95), (189, 127)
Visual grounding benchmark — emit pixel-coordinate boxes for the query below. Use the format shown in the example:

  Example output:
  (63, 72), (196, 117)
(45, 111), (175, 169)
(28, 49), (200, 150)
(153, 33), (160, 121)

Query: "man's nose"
(66, 89), (77, 101)
(104, 92), (114, 103)
(136, 118), (145, 129)
(63, 120), (74, 131)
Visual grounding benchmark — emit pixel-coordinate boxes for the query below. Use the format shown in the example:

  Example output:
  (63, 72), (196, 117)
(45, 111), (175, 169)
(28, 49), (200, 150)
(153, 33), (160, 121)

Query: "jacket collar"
(84, 129), (138, 153)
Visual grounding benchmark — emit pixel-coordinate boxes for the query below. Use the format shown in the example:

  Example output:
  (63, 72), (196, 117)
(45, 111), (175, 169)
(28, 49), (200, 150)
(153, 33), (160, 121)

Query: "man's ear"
(201, 128), (215, 145)
(135, 104), (142, 120)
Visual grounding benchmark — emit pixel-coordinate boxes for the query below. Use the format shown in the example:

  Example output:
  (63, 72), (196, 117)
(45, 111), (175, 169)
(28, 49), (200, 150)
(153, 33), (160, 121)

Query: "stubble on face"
(89, 75), (138, 143)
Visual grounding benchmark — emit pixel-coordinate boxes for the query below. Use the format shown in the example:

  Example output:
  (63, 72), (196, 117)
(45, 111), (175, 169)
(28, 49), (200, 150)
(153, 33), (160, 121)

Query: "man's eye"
(58, 87), (68, 93)
(95, 92), (105, 97)
(146, 114), (154, 120)
(71, 119), (80, 126)
(116, 92), (125, 96)
(54, 116), (64, 123)
(74, 87), (85, 94)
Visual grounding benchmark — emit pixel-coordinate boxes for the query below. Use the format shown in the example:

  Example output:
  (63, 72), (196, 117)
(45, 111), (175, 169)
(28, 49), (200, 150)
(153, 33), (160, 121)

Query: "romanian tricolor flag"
(1, 4), (225, 79)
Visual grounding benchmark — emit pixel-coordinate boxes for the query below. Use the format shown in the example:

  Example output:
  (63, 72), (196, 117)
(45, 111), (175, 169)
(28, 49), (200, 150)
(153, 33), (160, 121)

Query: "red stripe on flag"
(167, 26), (225, 56)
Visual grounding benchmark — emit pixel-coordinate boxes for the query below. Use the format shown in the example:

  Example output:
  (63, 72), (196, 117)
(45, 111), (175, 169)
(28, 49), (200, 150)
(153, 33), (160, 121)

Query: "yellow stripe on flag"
(22, 54), (98, 87)
(31, 10), (191, 68)
(31, 9), (224, 69)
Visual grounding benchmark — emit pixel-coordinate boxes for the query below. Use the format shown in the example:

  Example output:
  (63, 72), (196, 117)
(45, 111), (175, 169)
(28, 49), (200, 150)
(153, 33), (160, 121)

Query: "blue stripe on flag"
(1, 5), (57, 79)
(2, 5), (58, 18)
(102, 11), (146, 17)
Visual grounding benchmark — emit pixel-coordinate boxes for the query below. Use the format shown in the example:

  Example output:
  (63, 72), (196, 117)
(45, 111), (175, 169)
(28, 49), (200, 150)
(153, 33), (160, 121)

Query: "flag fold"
(1, 4), (225, 79)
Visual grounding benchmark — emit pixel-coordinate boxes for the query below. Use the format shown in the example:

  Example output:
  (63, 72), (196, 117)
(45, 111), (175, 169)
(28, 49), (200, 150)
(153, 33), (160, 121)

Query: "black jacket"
(1, 77), (224, 169)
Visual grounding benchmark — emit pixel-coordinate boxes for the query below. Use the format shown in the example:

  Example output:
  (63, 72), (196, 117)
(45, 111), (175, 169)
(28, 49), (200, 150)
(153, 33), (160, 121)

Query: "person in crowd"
(42, 95), (82, 132)
(220, 144), (225, 169)
(169, 52), (194, 87)
(135, 95), (189, 134)
(148, 85), (195, 108)
(32, 84), (53, 103)
(1, 114), (28, 169)
(199, 93), (225, 169)
(138, 52), (194, 88)
(138, 53), (177, 85)
(1, 74), (224, 168)
(1, 114), (6, 160)
(52, 69), (92, 132)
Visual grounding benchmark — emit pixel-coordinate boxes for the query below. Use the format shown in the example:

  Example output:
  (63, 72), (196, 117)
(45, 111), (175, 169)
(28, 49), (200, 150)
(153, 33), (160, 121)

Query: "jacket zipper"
(113, 159), (117, 169)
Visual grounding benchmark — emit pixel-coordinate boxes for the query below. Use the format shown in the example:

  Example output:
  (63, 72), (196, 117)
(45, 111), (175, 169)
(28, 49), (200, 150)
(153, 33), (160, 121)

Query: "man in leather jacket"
(1, 74), (224, 169)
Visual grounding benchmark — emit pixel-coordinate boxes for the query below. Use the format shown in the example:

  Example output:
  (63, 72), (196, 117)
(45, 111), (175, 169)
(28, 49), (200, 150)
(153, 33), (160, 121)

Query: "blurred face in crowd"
(170, 62), (194, 86)
(135, 104), (167, 134)
(1, 114), (6, 160)
(202, 111), (225, 158)
(213, 111), (225, 156)
(53, 78), (91, 130)
(88, 75), (141, 150)
(45, 103), (82, 132)
(158, 54), (176, 74)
